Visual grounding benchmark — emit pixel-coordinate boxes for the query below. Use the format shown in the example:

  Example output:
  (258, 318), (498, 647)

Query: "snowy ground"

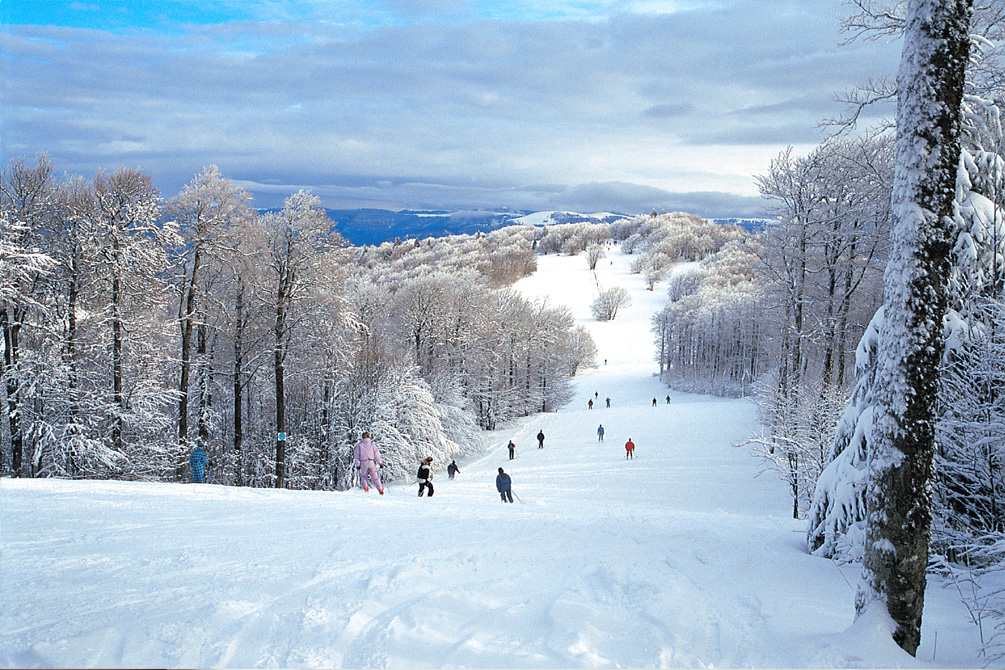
(0, 247), (987, 668)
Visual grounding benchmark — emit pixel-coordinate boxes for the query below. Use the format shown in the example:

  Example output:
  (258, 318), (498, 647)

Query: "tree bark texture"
(857, 0), (972, 656)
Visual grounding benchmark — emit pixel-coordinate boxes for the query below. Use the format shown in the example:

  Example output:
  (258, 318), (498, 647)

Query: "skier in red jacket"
(625, 438), (635, 459)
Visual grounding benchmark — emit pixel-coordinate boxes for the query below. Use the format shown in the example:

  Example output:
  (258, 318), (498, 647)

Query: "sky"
(1, 0), (901, 215)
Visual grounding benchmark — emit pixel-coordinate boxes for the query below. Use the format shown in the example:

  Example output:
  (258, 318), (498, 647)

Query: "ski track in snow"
(0, 247), (987, 668)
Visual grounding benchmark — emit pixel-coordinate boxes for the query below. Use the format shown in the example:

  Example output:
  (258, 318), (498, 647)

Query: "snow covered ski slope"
(0, 248), (984, 668)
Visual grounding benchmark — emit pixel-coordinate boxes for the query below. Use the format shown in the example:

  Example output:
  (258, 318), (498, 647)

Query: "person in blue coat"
(496, 467), (513, 503)
(190, 444), (208, 483)
(597, 424), (605, 442)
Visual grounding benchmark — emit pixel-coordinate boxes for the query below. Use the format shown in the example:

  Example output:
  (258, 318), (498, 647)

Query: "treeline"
(0, 162), (596, 488)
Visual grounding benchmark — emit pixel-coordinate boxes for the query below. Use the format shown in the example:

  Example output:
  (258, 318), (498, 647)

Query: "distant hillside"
(322, 209), (633, 246)
(261, 208), (760, 245)
(708, 218), (771, 232)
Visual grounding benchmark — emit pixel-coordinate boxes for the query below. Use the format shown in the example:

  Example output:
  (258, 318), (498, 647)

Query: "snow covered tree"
(654, 242), (767, 398)
(260, 190), (345, 488)
(169, 165), (253, 467)
(586, 242), (606, 270)
(591, 286), (631, 321)
(856, 0), (973, 654)
(1, 154), (56, 475)
(89, 168), (178, 473)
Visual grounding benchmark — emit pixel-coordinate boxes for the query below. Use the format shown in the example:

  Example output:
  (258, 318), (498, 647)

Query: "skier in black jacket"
(417, 457), (434, 497)
(447, 460), (459, 479)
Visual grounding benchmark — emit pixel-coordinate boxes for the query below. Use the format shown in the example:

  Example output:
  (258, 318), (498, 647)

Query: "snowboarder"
(537, 430), (545, 449)
(417, 457), (434, 497)
(605, 397), (611, 408)
(354, 432), (385, 494)
(508, 440), (516, 460)
(496, 467), (513, 503)
(597, 424), (605, 442)
(190, 443), (208, 483)
(447, 460), (460, 479)
(588, 399), (594, 410)
(625, 438), (635, 459)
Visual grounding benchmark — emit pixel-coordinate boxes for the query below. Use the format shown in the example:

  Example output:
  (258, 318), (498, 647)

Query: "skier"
(588, 399), (594, 410)
(190, 443), (208, 483)
(597, 424), (605, 442)
(496, 467), (513, 503)
(537, 430), (545, 449)
(666, 395), (672, 404)
(605, 397), (611, 408)
(354, 432), (385, 494)
(625, 438), (635, 459)
(417, 457), (434, 497)
(652, 397), (657, 407)
(447, 460), (460, 479)
(508, 440), (516, 460)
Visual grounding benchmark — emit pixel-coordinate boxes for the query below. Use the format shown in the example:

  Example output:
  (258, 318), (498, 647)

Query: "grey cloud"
(5, 1), (900, 215)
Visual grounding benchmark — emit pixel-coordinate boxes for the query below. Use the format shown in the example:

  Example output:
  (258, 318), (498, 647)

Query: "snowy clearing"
(0, 247), (986, 668)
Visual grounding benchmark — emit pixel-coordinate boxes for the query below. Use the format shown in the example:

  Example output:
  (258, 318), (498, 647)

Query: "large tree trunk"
(856, 0), (972, 656)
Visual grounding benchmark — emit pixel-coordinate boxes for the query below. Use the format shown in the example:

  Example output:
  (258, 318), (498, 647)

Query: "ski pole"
(512, 489), (523, 503)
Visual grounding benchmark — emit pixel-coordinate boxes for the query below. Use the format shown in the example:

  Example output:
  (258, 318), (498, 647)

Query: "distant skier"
(597, 424), (605, 442)
(605, 397), (611, 408)
(537, 430), (545, 449)
(652, 397), (657, 407)
(447, 460), (460, 479)
(190, 443), (208, 483)
(417, 457), (434, 497)
(666, 395), (672, 404)
(496, 467), (513, 503)
(354, 432), (385, 494)
(508, 440), (516, 460)
(625, 438), (635, 459)
(588, 399), (594, 410)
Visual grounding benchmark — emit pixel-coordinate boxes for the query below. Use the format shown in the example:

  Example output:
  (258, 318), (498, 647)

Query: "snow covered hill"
(0, 249), (985, 668)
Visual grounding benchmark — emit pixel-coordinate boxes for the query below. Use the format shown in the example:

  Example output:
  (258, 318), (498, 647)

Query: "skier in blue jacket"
(190, 444), (208, 483)
(496, 467), (513, 503)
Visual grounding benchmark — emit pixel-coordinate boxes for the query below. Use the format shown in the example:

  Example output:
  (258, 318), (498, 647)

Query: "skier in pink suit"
(354, 431), (384, 494)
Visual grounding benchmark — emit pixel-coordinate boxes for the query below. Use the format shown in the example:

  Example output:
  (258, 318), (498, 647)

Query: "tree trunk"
(178, 249), (202, 463)
(233, 289), (244, 487)
(274, 288), (288, 489)
(66, 253), (81, 477)
(196, 320), (211, 450)
(111, 269), (123, 453)
(857, 0), (972, 656)
(1, 308), (23, 476)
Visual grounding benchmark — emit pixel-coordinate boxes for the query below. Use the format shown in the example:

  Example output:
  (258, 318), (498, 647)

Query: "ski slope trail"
(1, 249), (983, 668)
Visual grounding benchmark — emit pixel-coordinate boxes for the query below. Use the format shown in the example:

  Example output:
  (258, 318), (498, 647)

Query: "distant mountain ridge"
(261, 207), (764, 245)
(321, 209), (631, 246)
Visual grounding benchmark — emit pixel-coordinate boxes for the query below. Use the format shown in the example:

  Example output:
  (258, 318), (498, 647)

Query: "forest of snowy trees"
(0, 162), (597, 490)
